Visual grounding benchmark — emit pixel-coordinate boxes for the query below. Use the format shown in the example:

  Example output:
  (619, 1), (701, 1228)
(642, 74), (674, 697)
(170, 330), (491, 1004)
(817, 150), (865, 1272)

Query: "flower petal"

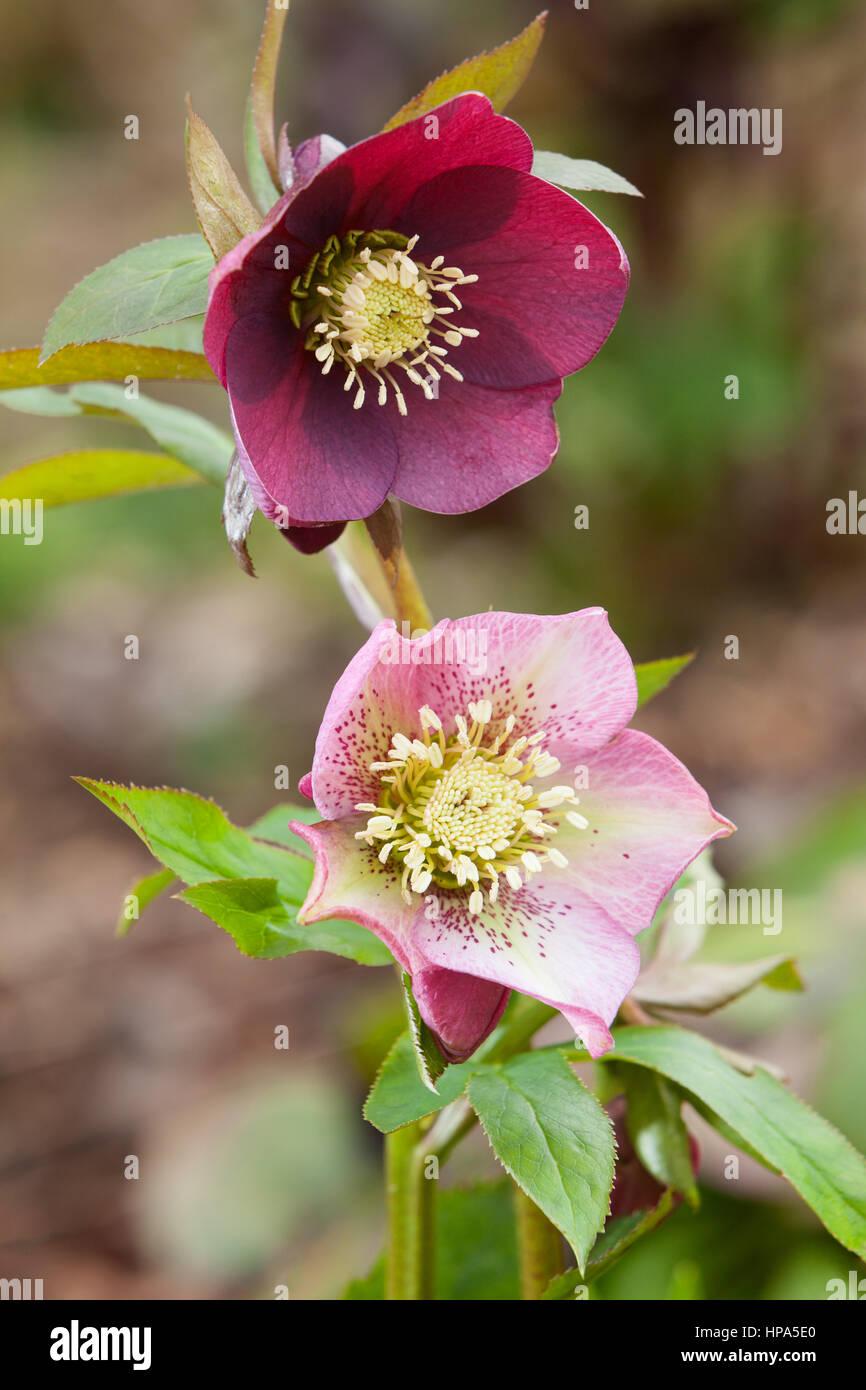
(306, 610), (637, 820)
(558, 729), (735, 935)
(329, 92), (533, 230)
(305, 620), (431, 820)
(406, 609), (638, 764)
(396, 163), (630, 389)
(292, 815), (422, 973)
(279, 520), (346, 554)
(292, 817), (510, 1060)
(390, 375), (561, 514)
(225, 313), (398, 523)
(413, 876), (640, 1058)
(411, 967), (510, 1063)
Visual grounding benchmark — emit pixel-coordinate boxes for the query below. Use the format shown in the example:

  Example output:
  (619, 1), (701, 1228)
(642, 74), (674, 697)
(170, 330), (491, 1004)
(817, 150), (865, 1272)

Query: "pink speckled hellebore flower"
(291, 609), (733, 1063)
(204, 93), (629, 550)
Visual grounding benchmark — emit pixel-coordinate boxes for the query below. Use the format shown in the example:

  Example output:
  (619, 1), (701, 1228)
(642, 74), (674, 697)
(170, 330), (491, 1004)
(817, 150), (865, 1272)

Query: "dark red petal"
(389, 374), (561, 513)
(411, 967), (510, 1063)
(225, 313), (398, 524)
(204, 93), (531, 388)
(397, 164), (630, 389)
(329, 91), (532, 231)
(280, 520), (346, 554)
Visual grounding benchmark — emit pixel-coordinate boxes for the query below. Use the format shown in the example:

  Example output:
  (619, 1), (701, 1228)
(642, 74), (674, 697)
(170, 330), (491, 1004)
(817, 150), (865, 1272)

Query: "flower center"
(355, 701), (588, 915)
(290, 229), (478, 415)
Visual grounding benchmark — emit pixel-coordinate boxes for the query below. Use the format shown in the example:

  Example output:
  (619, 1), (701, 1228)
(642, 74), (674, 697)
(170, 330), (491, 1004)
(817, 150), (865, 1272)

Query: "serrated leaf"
(611, 1024), (866, 1258)
(249, 0), (290, 185)
(364, 1000), (580, 1134)
(623, 1069), (698, 1205)
(532, 151), (642, 197)
(0, 383), (233, 487)
(633, 955), (802, 1014)
(634, 653), (693, 708)
(246, 803), (319, 855)
(75, 780), (392, 966)
(116, 865), (175, 938)
(542, 1189), (675, 1298)
(177, 876), (386, 963)
(40, 236), (214, 363)
(0, 450), (202, 507)
(364, 1031), (475, 1133)
(186, 104), (261, 259)
(0, 343), (214, 390)
(382, 12), (547, 131)
(468, 1049), (615, 1270)
(402, 972), (448, 1093)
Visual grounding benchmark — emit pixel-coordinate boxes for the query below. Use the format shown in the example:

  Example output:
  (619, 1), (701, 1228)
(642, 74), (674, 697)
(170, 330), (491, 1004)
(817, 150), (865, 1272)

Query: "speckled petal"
(554, 729), (735, 935)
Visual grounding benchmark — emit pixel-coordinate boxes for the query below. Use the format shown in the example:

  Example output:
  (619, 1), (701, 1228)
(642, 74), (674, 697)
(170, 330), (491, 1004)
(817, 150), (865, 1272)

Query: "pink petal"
(407, 609), (638, 765)
(414, 877), (640, 1058)
(292, 817), (418, 970)
(390, 375), (561, 513)
(225, 314), (398, 523)
(396, 163), (630, 389)
(305, 620), (431, 820)
(411, 967), (510, 1063)
(292, 817), (510, 1060)
(557, 729), (735, 936)
(306, 610), (637, 820)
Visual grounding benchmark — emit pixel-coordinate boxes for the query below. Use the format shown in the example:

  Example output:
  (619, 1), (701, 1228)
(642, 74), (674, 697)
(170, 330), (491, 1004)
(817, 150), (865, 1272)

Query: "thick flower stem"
(384, 1122), (436, 1300)
(363, 498), (433, 631)
(514, 1187), (566, 1299)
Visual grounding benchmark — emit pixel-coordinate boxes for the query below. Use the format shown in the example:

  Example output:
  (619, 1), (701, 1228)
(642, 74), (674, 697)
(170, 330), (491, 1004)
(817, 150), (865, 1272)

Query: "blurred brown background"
(1, 0), (865, 1299)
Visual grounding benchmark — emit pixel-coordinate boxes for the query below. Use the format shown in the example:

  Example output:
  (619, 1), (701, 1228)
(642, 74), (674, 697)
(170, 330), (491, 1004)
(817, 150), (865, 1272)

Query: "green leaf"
(0, 449), (202, 507)
(611, 1024), (866, 1258)
(75, 780), (392, 966)
(246, 803), (319, 856)
(0, 383), (233, 487)
(177, 877), (385, 963)
(244, 98), (281, 215)
(542, 1190), (675, 1298)
(468, 1049), (615, 1270)
(344, 1181), (520, 1300)
(365, 1031), (475, 1132)
(186, 104), (261, 259)
(40, 236), (214, 363)
(402, 972), (448, 1093)
(633, 955), (802, 1015)
(248, 0), (290, 186)
(116, 865), (175, 938)
(364, 999), (579, 1134)
(382, 12), (547, 131)
(532, 151), (642, 197)
(623, 1069), (698, 1205)
(634, 653), (694, 708)
(0, 343), (214, 390)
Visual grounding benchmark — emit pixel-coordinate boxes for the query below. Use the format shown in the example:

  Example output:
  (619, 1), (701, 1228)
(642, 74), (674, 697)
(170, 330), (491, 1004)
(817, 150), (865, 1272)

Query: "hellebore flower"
(204, 94), (629, 544)
(291, 609), (733, 1062)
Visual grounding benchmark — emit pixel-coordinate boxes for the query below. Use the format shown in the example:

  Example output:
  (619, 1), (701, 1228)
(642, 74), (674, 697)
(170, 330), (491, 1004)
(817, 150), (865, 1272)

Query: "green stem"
(384, 1122), (436, 1300)
(514, 1188), (566, 1300)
